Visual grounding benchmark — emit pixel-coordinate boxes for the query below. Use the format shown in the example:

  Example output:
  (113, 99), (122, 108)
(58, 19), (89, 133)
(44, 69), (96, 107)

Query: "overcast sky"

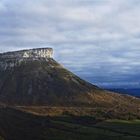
(0, 0), (140, 88)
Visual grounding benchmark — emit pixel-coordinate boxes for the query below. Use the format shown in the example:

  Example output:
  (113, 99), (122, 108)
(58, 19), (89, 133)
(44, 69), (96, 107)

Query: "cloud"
(0, 0), (140, 87)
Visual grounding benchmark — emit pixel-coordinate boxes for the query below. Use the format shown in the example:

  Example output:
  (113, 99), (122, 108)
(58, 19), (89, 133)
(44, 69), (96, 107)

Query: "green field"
(45, 118), (140, 140)
(0, 108), (140, 140)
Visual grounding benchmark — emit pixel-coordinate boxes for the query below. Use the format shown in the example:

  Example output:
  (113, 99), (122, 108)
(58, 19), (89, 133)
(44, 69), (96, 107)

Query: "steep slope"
(0, 48), (140, 118)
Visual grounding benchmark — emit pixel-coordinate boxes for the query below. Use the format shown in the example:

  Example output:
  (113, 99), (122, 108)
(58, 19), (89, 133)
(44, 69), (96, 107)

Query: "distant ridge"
(107, 88), (140, 98)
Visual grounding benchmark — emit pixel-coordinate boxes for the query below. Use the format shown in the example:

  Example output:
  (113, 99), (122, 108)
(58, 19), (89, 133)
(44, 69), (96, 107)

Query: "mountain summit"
(0, 48), (99, 105)
(0, 48), (140, 118)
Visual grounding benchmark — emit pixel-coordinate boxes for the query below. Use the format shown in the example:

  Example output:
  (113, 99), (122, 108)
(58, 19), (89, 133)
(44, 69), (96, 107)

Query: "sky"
(0, 0), (140, 88)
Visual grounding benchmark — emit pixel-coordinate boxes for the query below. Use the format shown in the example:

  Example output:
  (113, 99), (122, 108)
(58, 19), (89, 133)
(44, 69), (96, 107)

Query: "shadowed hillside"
(0, 107), (140, 140)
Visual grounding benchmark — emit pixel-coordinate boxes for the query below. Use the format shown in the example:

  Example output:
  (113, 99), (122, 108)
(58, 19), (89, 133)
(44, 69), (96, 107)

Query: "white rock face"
(0, 48), (53, 59)
(22, 48), (53, 58)
(0, 48), (53, 70)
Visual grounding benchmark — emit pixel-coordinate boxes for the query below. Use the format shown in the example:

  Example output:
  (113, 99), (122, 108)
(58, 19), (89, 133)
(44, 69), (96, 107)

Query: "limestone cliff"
(0, 48), (53, 70)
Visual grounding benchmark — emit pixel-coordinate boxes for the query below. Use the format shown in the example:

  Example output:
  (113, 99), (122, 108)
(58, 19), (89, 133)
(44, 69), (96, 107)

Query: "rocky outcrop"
(0, 48), (53, 70)
(0, 48), (53, 59)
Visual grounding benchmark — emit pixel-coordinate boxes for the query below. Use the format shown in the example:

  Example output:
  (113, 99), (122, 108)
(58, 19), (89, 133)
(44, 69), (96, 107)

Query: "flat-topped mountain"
(0, 48), (140, 119)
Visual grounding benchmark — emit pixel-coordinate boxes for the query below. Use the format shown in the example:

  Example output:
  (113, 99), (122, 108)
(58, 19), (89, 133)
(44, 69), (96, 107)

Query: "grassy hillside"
(16, 106), (140, 120)
(0, 58), (140, 119)
(0, 107), (140, 140)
